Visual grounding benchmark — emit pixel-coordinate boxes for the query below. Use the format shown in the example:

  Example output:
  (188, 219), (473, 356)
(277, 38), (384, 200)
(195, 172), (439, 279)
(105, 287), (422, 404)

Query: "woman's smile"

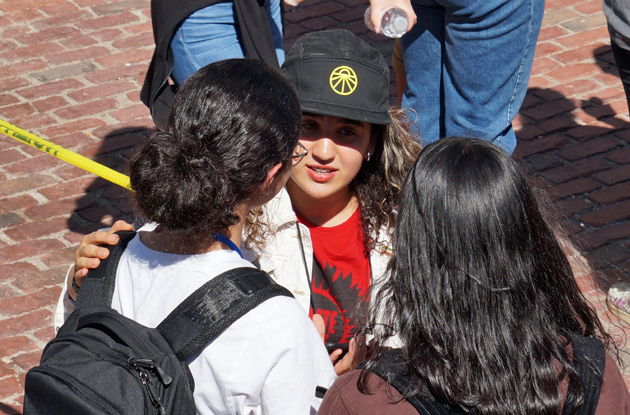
(307, 164), (338, 182)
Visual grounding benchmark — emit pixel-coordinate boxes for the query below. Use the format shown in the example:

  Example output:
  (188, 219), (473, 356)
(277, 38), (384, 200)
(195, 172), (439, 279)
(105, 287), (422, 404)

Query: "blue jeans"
(401, 0), (544, 154)
(170, 0), (284, 85)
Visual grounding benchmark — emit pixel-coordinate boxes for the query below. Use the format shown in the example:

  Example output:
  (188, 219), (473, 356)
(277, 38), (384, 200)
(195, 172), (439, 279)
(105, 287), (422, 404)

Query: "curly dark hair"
(129, 59), (300, 237)
(361, 137), (615, 415)
(353, 109), (421, 254)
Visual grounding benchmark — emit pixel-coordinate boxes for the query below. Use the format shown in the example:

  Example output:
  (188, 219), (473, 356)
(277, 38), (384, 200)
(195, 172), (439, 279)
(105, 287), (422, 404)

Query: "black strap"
(233, 0), (280, 69)
(75, 230), (137, 309)
(562, 333), (606, 415)
(157, 267), (292, 361)
(367, 351), (462, 415)
(315, 386), (328, 399)
(370, 334), (606, 415)
(75, 231), (293, 362)
(295, 222), (316, 312)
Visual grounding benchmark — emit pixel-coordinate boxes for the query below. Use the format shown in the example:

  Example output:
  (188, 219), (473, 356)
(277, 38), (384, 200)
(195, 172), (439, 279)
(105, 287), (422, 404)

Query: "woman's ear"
(261, 162), (285, 192)
(369, 125), (379, 155)
(245, 162), (287, 210)
(366, 134), (377, 160)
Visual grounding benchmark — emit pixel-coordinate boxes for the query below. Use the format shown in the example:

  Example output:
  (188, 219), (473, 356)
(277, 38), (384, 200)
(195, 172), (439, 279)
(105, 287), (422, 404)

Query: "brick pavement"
(0, 0), (629, 412)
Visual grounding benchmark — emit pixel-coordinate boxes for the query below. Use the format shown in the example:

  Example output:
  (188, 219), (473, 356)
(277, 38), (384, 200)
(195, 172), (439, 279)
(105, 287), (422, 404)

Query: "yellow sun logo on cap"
(329, 66), (358, 95)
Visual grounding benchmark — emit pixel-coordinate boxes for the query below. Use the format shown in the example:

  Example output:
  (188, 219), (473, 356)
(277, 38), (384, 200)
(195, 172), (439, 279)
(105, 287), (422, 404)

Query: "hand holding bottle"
(365, 0), (417, 36)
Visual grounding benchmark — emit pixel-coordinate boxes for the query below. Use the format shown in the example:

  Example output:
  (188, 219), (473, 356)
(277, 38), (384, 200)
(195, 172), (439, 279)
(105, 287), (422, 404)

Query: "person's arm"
(260, 303), (337, 413)
(316, 377), (353, 415)
(223, 299), (336, 414)
(368, 0), (417, 34)
(319, 370), (419, 415)
(595, 353), (630, 414)
(53, 265), (79, 332)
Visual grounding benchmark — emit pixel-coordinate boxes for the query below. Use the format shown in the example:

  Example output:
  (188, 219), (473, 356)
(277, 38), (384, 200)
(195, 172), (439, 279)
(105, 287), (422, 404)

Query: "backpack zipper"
(128, 357), (173, 386)
(136, 367), (167, 415)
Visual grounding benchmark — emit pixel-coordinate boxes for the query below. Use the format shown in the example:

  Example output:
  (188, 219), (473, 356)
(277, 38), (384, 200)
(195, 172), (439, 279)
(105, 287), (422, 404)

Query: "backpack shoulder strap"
(157, 267), (293, 361)
(366, 350), (463, 415)
(562, 333), (606, 415)
(74, 230), (137, 309)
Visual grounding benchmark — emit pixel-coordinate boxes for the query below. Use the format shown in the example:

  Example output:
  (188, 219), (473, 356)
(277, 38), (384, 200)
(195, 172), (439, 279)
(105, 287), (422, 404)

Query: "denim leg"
(401, 3), (445, 146)
(405, 0), (544, 154)
(264, 0), (285, 65)
(443, 0), (544, 154)
(170, 2), (245, 85)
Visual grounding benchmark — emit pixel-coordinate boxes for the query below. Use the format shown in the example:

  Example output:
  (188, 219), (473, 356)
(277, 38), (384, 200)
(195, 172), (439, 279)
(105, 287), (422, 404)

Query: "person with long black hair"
(319, 137), (629, 415)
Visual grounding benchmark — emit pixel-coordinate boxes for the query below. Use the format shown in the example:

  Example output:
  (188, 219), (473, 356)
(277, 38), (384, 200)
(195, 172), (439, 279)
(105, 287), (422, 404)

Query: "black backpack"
(23, 231), (292, 415)
(369, 333), (606, 415)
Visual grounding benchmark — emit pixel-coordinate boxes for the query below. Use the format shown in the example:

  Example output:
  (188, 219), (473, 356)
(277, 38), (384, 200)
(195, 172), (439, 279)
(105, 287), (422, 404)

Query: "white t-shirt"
(111, 233), (336, 415)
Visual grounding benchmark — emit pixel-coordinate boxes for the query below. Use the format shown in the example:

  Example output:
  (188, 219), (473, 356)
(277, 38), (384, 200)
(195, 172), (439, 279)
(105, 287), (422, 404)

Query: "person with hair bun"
(318, 137), (629, 415)
(59, 58), (336, 415)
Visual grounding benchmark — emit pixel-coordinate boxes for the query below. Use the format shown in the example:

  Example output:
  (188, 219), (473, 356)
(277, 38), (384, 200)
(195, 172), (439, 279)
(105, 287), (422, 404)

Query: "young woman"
(56, 30), (421, 371)
(318, 137), (630, 415)
(250, 30), (420, 357)
(61, 58), (336, 414)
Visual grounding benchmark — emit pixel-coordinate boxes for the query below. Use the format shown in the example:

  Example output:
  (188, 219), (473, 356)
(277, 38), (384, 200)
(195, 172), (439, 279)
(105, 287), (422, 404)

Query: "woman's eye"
(300, 123), (319, 137)
(339, 127), (357, 136)
(301, 122), (317, 131)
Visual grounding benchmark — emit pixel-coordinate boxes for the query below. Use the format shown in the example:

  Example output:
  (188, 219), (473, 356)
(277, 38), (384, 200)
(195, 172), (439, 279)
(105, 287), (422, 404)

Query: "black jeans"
(611, 40), (630, 116)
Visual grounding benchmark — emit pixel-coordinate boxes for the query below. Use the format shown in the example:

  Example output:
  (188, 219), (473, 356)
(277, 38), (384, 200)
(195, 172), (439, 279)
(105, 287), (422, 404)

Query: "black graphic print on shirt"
(301, 208), (371, 345)
(310, 260), (367, 344)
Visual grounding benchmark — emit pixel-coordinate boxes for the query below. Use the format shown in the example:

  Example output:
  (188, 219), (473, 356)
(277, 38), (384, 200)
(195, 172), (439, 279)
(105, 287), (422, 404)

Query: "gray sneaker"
(607, 282), (630, 325)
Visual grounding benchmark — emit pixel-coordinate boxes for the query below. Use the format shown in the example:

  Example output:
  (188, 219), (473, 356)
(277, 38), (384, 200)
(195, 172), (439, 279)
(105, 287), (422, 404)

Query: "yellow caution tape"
(0, 118), (133, 191)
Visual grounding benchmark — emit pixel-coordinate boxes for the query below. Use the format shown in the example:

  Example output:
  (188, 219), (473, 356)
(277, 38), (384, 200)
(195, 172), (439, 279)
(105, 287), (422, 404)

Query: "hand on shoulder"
(68, 220), (134, 300)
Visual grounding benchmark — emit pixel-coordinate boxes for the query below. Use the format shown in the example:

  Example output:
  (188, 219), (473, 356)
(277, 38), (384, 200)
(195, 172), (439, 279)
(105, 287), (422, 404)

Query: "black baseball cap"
(281, 29), (392, 125)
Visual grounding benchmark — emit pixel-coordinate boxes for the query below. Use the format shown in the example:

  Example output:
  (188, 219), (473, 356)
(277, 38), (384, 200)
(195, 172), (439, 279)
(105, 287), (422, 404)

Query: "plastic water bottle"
(364, 6), (408, 38)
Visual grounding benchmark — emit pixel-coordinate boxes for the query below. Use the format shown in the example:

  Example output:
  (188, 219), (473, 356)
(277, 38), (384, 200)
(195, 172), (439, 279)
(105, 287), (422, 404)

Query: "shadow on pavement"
(66, 126), (153, 236)
(515, 45), (630, 291)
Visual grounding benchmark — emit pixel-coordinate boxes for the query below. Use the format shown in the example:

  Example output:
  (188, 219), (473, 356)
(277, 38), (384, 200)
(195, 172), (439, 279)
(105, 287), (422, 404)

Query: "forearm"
(53, 265), (76, 332)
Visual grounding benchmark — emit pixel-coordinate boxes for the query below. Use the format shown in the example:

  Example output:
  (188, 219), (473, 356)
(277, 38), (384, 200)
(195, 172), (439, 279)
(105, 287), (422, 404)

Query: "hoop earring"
(366, 152), (371, 162)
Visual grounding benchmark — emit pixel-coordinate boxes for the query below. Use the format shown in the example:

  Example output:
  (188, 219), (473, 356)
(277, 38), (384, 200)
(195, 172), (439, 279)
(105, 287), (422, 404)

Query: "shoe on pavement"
(607, 282), (630, 325)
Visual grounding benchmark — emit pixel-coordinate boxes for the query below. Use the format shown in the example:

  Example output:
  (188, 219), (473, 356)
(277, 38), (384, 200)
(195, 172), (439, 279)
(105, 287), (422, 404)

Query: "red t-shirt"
(296, 208), (371, 345)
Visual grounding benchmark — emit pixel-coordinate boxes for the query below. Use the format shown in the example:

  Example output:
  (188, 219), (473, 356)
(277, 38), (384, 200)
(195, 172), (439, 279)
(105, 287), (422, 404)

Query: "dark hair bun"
(130, 132), (236, 232)
(128, 59), (301, 235)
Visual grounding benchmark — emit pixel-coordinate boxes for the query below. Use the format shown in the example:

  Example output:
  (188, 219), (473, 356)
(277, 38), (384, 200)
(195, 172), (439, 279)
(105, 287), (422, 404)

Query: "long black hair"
(362, 137), (613, 415)
(129, 59), (300, 237)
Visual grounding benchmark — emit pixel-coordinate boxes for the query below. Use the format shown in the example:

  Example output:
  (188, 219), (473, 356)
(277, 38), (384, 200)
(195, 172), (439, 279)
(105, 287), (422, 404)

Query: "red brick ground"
(0, 0), (629, 412)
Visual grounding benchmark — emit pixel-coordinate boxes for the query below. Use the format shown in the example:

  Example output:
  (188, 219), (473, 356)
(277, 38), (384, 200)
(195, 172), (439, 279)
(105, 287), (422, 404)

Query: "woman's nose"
(310, 137), (335, 163)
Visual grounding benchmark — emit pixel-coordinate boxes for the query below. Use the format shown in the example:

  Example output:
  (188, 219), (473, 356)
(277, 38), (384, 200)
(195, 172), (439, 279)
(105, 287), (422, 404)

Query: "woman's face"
(286, 113), (374, 204)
